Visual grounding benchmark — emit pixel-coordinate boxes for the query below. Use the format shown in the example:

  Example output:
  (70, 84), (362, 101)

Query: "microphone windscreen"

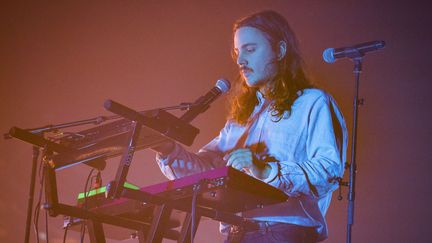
(322, 48), (335, 63)
(215, 79), (231, 93)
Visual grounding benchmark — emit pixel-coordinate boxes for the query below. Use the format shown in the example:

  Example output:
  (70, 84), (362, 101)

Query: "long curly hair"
(229, 10), (313, 124)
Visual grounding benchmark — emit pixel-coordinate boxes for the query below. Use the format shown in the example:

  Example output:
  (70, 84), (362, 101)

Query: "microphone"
(323, 40), (385, 63)
(180, 79), (231, 123)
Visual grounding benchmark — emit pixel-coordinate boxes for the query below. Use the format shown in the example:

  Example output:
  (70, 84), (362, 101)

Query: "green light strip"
(77, 182), (139, 200)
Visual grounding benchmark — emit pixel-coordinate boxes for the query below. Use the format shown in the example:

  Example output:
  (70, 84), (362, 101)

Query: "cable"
(191, 185), (198, 243)
(191, 179), (206, 243)
(33, 152), (46, 243)
(33, 200), (40, 243)
(80, 224), (86, 243)
(45, 209), (49, 243)
(83, 169), (95, 209)
(62, 223), (69, 243)
(80, 168), (96, 243)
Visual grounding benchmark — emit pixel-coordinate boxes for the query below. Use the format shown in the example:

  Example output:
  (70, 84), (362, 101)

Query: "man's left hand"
(225, 148), (271, 180)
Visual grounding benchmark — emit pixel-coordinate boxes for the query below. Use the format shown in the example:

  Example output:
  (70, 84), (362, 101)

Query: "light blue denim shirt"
(156, 88), (348, 241)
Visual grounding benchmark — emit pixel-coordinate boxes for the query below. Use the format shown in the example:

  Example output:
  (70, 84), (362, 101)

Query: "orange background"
(1, 1), (431, 242)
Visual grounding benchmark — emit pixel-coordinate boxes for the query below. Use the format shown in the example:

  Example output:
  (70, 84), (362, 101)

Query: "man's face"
(234, 26), (278, 90)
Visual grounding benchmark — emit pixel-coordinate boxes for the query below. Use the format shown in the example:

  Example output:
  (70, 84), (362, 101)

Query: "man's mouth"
(241, 67), (253, 76)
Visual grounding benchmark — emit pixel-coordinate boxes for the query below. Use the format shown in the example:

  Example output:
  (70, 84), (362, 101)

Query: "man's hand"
(225, 148), (271, 180)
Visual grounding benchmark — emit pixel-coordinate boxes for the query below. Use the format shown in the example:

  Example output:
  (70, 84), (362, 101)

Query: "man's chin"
(245, 79), (259, 87)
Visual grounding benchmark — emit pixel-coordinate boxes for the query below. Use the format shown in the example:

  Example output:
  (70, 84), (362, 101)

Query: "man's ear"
(278, 41), (287, 60)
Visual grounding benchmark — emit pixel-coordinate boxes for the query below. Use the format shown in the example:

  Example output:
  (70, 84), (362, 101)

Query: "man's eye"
(246, 48), (255, 53)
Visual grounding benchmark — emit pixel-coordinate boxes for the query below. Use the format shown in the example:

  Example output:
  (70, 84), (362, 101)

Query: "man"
(152, 10), (347, 243)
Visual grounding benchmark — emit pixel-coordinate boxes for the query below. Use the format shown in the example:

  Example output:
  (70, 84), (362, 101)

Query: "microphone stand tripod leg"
(24, 146), (40, 243)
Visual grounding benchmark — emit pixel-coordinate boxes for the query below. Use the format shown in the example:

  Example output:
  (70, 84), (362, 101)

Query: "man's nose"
(237, 53), (248, 66)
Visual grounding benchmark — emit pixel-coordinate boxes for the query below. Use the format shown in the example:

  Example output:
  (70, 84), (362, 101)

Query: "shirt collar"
(256, 90), (267, 105)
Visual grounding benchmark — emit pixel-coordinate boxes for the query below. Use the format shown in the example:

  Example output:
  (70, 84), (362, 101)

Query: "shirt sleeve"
(266, 95), (348, 198)
(155, 121), (232, 179)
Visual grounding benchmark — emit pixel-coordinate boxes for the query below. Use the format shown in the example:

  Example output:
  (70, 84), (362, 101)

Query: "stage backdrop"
(1, 1), (431, 242)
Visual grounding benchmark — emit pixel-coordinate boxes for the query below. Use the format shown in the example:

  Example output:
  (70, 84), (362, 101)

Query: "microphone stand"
(328, 42), (385, 243)
(5, 102), (194, 243)
(346, 57), (363, 243)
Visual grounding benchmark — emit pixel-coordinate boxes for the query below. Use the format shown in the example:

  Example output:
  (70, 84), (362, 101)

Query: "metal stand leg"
(24, 146), (40, 243)
(146, 204), (172, 243)
(178, 213), (201, 243)
(87, 220), (106, 243)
